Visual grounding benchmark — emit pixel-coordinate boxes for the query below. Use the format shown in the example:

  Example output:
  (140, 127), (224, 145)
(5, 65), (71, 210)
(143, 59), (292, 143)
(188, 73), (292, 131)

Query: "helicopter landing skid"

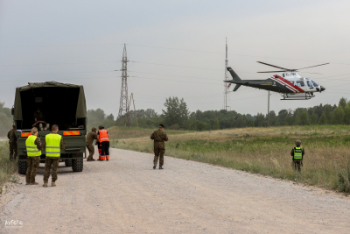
(281, 93), (314, 100)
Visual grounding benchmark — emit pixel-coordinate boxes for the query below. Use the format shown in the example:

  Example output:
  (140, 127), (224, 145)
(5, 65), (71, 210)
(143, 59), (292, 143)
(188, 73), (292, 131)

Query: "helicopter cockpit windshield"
(312, 80), (319, 87)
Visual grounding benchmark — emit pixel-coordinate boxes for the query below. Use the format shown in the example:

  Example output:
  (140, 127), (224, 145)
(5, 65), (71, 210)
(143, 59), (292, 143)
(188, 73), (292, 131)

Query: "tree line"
(1, 96), (348, 136)
(112, 97), (350, 131)
(0, 101), (12, 136)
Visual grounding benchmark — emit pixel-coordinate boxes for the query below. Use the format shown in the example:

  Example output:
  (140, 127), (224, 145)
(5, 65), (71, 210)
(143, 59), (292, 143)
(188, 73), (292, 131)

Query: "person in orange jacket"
(97, 125), (110, 161)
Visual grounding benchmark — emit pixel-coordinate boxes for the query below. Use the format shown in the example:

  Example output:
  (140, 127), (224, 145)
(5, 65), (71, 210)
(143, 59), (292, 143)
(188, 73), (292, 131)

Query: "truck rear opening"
(16, 86), (85, 130)
(13, 82), (87, 174)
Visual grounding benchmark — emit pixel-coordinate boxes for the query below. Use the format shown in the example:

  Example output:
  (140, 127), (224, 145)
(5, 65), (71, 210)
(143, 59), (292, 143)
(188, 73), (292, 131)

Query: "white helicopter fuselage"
(271, 72), (325, 100)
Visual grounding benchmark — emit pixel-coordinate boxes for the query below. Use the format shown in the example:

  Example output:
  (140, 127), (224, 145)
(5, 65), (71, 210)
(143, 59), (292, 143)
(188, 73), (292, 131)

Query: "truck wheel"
(18, 160), (27, 175)
(65, 159), (72, 167)
(72, 158), (83, 172)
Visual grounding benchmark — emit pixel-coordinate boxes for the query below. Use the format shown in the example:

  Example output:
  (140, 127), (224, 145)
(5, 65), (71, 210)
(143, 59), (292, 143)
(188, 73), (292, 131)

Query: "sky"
(1, 0), (350, 118)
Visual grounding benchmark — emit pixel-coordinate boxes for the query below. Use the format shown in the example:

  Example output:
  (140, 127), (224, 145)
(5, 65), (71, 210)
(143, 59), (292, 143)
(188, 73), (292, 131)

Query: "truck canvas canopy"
(14, 81), (87, 130)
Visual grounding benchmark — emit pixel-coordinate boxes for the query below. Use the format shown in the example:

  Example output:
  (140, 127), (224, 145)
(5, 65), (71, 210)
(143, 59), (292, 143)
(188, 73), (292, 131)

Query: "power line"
(0, 42), (344, 65)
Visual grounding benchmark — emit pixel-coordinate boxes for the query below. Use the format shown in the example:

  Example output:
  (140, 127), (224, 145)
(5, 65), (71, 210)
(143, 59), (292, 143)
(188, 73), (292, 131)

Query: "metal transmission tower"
(224, 38), (231, 111)
(117, 44), (130, 124)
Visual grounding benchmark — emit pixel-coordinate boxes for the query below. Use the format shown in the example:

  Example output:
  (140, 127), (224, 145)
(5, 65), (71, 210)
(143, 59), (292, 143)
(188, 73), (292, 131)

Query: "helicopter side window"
(296, 81), (305, 87)
(307, 81), (313, 87)
(312, 80), (319, 87)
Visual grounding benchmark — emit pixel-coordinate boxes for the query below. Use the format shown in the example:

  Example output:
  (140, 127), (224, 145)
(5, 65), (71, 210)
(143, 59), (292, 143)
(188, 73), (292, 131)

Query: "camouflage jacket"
(7, 129), (17, 143)
(33, 137), (43, 151)
(150, 129), (168, 149)
(86, 131), (97, 145)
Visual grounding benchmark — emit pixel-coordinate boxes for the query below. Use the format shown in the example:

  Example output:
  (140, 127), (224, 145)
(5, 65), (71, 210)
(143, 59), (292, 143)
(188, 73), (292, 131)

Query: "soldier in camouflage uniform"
(150, 124), (168, 169)
(86, 127), (97, 161)
(25, 127), (43, 185)
(7, 125), (17, 161)
(43, 125), (66, 187)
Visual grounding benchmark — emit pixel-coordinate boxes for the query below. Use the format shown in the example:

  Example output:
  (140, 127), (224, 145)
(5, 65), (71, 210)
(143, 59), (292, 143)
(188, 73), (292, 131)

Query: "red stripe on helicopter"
(275, 75), (304, 92)
(270, 76), (297, 92)
(271, 76), (304, 93)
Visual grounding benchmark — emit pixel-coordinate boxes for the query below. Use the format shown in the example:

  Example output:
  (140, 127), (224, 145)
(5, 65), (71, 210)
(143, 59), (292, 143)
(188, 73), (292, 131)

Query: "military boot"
(153, 164), (157, 169)
(159, 166), (163, 170)
(43, 183), (48, 187)
(51, 182), (56, 187)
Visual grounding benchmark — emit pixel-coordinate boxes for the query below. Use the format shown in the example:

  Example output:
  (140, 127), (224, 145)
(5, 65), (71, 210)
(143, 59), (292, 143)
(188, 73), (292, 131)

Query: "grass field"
(110, 125), (350, 193)
(0, 142), (18, 194)
(108, 126), (189, 139)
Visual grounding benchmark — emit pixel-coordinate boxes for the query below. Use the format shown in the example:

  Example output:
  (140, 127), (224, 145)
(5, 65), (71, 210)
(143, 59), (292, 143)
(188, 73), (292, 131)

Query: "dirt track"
(1, 147), (350, 233)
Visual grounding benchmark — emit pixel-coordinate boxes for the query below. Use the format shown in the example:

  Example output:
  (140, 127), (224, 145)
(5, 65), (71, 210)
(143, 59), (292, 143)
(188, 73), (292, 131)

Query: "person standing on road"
(43, 124), (65, 187)
(86, 127), (97, 161)
(25, 127), (43, 185)
(7, 125), (17, 161)
(290, 140), (305, 172)
(97, 126), (110, 161)
(150, 124), (168, 170)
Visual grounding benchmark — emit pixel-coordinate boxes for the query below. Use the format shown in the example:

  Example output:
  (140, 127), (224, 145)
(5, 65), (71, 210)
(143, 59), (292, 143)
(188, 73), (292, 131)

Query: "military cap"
(98, 125), (104, 129)
(159, 124), (165, 128)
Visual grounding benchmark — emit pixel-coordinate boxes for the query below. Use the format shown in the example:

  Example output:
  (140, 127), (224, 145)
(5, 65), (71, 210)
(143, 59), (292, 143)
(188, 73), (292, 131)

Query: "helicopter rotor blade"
(257, 61), (291, 70)
(257, 71), (288, 73)
(297, 63), (329, 70)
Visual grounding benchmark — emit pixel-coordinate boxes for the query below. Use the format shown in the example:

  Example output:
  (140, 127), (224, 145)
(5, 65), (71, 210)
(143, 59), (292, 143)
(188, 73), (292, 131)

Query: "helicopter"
(225, 61), (328, 100)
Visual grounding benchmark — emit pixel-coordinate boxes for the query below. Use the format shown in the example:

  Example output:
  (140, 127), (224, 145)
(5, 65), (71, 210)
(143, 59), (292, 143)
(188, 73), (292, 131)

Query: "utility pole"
(266, 91), (271, 118)
(224, 38), (230, 111)
(124, 93), (138, 127)
(117, 44), (130, 125)
(267, 91), (270, 115)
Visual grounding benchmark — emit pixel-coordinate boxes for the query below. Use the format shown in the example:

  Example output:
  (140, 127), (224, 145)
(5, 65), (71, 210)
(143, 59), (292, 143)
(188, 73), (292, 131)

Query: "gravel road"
(0, 147), (349, 234)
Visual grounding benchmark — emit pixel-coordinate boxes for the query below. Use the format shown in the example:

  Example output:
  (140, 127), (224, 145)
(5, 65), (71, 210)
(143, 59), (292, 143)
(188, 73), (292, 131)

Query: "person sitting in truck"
(32, 108), (50, 131)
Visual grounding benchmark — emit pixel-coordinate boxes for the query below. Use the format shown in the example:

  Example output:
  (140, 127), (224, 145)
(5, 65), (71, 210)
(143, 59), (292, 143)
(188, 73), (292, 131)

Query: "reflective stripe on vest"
(99, 129), (109, 142)
(26, 135), (41, 157)
(45, 133), (62, 157)
(294, 147), (303, 160)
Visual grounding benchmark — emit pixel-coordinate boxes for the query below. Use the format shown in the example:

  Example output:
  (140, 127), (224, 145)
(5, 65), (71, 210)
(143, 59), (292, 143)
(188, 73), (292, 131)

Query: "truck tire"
(65, 159), (72, 167)
(18, 160), (27, 175)
(72, 158), (83, 172)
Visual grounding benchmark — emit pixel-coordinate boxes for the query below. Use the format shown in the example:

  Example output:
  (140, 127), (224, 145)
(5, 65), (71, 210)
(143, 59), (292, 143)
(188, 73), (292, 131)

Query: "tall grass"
(110, 125), (350, 193)
(0, 142), (18, 194)
(108, 126), (189, 139)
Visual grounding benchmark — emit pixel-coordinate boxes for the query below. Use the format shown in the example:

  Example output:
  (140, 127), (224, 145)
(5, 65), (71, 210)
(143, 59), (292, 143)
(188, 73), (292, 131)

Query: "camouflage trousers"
(293, 159), (303, 172)
(86, 144), (95, 160)
(153, 147), (165, 167)
(9, 143), (17, 160)
(26, 156), (40, 184)
(43, 158), (59, 183)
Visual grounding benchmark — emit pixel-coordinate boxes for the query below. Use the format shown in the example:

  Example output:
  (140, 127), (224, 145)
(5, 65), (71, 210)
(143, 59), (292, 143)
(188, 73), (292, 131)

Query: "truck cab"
(13, 81), (87, 174)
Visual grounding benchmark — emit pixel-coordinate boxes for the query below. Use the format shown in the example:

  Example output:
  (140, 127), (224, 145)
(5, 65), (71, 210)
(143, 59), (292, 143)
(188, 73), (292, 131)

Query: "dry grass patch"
(0, 142), (18, 194)
(110, 125), (350, 193)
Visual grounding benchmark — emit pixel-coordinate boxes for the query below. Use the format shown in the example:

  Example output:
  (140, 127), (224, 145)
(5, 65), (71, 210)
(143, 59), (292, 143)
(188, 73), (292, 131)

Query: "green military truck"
(12, 81), (87, 174)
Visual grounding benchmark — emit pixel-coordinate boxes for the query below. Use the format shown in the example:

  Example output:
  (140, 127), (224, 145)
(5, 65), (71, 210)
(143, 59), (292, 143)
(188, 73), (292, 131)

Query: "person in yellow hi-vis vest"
(25, 127), (43, 185)
(43, 124), (65, 187)
(290, 140), (305, 172)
